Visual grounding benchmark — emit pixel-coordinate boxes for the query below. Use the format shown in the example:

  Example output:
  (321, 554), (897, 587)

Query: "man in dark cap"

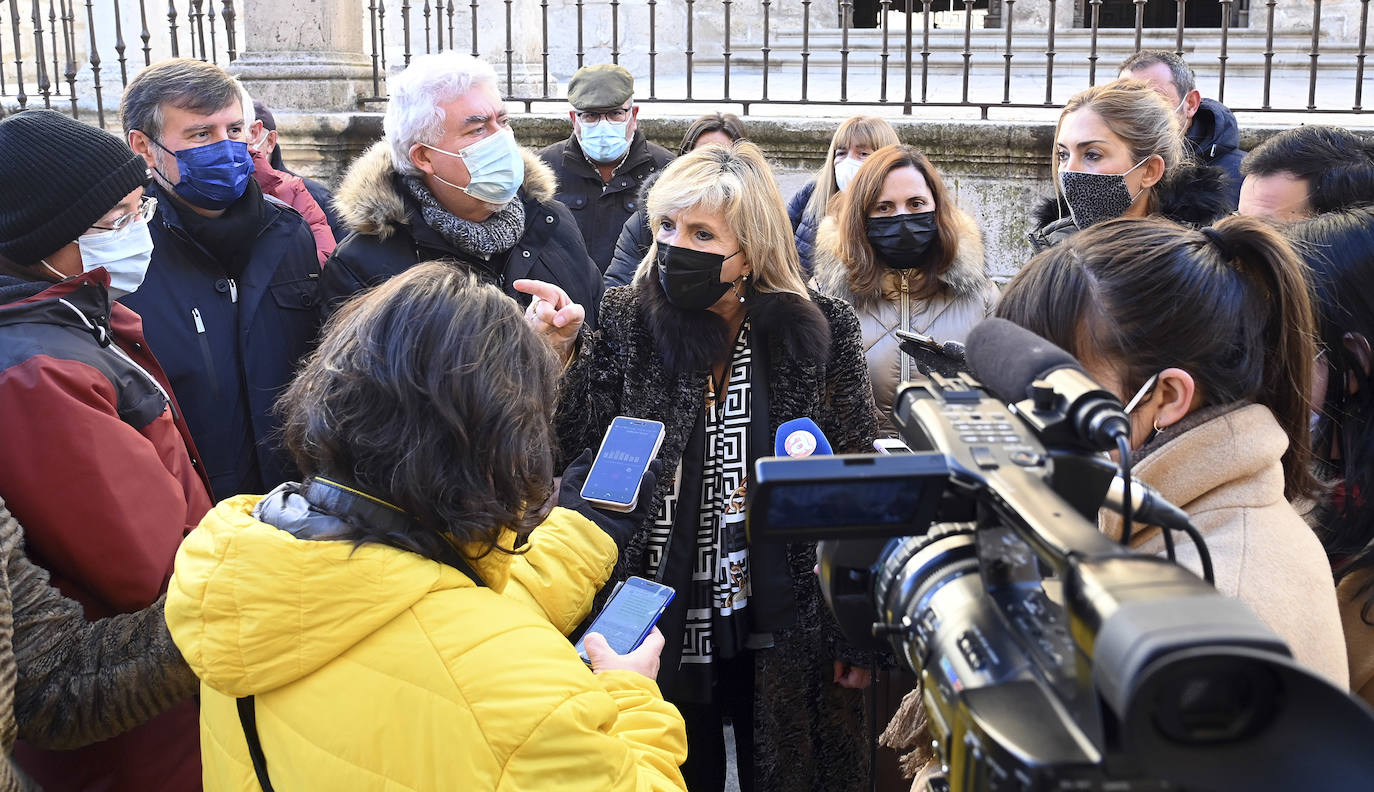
(0, 109), (210, 792)
(538, 64), (674, 273)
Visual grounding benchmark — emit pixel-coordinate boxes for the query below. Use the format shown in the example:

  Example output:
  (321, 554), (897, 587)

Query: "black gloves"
(557, 449), (662, 548)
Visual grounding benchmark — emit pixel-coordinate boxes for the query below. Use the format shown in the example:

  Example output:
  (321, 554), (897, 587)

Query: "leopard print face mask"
(1058, 157), (1149, 230)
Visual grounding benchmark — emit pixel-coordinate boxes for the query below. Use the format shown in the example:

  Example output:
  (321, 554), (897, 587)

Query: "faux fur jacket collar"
(332, 140), (558, 240)
(810, 205), (990, 312)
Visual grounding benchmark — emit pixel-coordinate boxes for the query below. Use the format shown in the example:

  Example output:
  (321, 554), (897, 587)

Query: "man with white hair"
(322, 52), (603, 326)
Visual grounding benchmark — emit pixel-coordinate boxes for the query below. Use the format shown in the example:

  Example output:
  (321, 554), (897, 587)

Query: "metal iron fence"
(1, 0), (1371, 122)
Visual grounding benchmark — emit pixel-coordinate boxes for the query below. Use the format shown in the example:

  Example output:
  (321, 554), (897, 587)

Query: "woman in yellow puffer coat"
(165, 263), (688, 791)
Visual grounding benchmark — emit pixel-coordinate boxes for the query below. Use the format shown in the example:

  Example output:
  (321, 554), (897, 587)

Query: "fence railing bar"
(401, 0), (411, 65)
(84, 0), (104, 125)
(167, 0), (178, 57)
(761, 0), (771, 102)
(902, 0), (913, 112)
(1002, 0), (1014, 104)
(210, 0), (219, 63)
(47, 0), (59, 96)
(193, 0), (206, 61)
(800, 0), (810, 101)
(1218, 0), (1232, 103)
(1175, 0), (1186, 57)
(1357, 0), (1370, 110)
(960, 0), (973, 104)
(839, 0), (850, 103)
(368, 0), (380, 96)
(1044, 0), (1056, 106)
(722, 0), (731, 99)
(1262, 0), (1275, 109)
(685, 0), (693, 99)
(7, 0), (26, 110)
(422, 0), (430, 54)
(575, 0), (583, 68)
(376, 0), (384, 71)
(62, 0), (76, 111)
(1087, 0), (1100, 86)
(1133, 0), (1144, 53)
(1309, 0), (1322, 111)
(31, 0), (51, 108)
(504, 0), (512, 96)
(647, 0), (656, 98)
(139, 0), (151, 65)
(113, 0), (128, 81)
(878, 0), (889, 103)
(611, 0), (619, 64)
(541, 0), (550, 97)
(919, 0), (930, 103)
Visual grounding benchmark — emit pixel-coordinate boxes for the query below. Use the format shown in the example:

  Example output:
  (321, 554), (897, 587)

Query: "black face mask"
(656, 243), (737, 311)
(864, 212), (938, 269)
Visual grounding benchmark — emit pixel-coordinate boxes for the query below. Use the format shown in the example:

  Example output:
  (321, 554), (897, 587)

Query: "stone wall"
(277, 110), (1355, 281)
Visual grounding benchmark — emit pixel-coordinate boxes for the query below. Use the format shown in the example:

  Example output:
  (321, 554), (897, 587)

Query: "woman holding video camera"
(533, 141), (880, 792)
(995, 215), (1348, 687)
(812, 144), (997, 430)
(164, 263), (689, 791)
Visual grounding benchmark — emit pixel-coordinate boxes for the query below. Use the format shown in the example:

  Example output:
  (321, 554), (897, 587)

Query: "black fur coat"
(554, 273), (881, 791)
(1028, 163), (1234, 252)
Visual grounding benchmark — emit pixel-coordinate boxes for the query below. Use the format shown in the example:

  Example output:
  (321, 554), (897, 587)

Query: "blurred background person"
(539, 64), (675, 274)
(1288, 204), (1374, 706)
(250, 99), (349, 242)
(546, 142), (880, 792)
(0, 108), (210, 790)
(1030, 79), (1230, 251)
(324, 52), (603, 326)
(813, 144), (997, 431)
(166, 263), (688, 791)
(1238, 125), (1374, 222)
(997, 215), (1347, 686)
(605, 111), (748, 289)
(788, 116), (900, 275)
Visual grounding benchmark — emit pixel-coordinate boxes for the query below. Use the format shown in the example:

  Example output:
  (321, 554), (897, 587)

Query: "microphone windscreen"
(774, 417), (834, 457)
(966, 318), (1080, 403)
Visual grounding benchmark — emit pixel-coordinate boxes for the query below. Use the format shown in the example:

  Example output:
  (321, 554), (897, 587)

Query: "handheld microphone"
(775, 417), (833, 458)
(965, 318), (1130, 451)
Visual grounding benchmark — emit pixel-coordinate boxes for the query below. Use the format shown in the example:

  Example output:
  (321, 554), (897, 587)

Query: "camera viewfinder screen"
(763, 479), (933, 535)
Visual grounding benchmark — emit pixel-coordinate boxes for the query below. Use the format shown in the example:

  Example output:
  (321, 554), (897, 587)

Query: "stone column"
(230, 0), (378, 112)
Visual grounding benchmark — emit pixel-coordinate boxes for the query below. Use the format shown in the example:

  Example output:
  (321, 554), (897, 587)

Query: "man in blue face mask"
(538, 64), (675, 274)
(120, 58), (321, 506)
(320, 51), (604, 329)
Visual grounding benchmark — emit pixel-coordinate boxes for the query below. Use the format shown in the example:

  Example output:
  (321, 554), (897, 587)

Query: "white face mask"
(77, 218), (155, 299)
(834, 155), (865, 192)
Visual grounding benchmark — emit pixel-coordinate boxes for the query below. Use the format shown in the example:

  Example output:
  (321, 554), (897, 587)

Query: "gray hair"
(120, 57), (242, 140)
(1120, 49), (1196, 98)
(384, 52), (500, 176)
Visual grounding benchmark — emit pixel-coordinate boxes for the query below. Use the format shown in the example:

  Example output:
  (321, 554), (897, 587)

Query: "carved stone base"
(231, 51), (380, 113)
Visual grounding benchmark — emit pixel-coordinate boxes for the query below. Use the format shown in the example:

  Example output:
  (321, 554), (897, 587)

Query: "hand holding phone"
(575, 576), (675, 666)
(583, 627), (666, 680)
(581, 417), (666, 512)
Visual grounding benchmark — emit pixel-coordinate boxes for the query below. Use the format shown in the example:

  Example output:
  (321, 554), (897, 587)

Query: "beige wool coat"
(812, 207), (998, 429)
(1101, 404), (1349, 688)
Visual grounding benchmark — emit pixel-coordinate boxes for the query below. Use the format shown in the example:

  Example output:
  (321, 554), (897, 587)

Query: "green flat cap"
(567, 64), (634, 111)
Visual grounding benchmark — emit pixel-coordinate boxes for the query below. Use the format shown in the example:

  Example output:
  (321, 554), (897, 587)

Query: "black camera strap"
(235, 477), (489, 789)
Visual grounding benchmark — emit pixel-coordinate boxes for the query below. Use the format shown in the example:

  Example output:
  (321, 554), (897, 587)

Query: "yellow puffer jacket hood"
(166, 494), (689, 791)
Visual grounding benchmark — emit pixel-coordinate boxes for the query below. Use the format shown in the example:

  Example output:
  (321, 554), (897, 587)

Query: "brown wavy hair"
(277, 262), (560, 558)
(827, 144), (959, 304)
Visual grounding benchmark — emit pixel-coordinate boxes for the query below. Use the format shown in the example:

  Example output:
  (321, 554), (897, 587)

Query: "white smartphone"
(580, 416), (666, 512)
(575, 576), (676, 664)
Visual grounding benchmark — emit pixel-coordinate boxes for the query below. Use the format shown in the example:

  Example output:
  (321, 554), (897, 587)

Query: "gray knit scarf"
(403, 176), (526, 256)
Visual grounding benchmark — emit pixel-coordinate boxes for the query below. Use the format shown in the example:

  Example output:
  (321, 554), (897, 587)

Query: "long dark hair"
(1290, 205), (1374, 597)
(677, 112), (747, 156)
(276, 262), (560, 561)
(996, 215), (1321, 501)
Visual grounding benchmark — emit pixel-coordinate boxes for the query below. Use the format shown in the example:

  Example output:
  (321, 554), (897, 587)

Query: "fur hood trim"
(1033, 162), (1232, 230)
(333, 141), (557, 239)
(811, 205), (990, 311)
(636, 267), (832, 375)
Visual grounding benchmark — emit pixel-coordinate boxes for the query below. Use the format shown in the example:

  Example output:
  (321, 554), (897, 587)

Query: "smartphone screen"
(581, 417), (666, 511)
(576, 577), (676, 663)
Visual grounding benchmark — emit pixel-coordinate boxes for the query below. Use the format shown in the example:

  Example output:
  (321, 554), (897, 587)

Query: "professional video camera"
(747, 318), (1374, 792)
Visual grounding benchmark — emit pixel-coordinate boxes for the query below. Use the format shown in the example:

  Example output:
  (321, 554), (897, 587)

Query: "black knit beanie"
(0, 109), (150, 266)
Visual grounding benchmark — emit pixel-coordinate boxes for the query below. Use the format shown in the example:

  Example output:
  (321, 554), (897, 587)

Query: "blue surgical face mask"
(421, 127), (526, 206)
(149, 137), (255, 211)
(579, 118), (631, 163)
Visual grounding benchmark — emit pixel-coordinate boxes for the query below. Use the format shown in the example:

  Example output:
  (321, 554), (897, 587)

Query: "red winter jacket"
(251, 147), (336, 265)
(0, 270), (212, 791)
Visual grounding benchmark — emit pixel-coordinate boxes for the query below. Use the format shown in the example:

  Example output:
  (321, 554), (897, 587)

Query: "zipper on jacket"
(228, 278), (238, 304)
(56, 297), (176, 419)
(191, 308), (221, 398)
(899, 274), (912, 384)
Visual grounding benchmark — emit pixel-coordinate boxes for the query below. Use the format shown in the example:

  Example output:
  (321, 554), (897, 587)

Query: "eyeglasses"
(90, 196), (158, 233)
(576, 106), (632, 125)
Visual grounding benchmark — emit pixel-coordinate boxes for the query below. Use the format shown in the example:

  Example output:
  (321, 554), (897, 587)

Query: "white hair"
(384, 52), (500, 176)
(234, 78), (255, 128)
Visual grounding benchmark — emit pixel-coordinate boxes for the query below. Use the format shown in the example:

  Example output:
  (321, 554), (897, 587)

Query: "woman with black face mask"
(813, 144), (997, 432)
(528, 141), (881, 792)
(1029, 79), (1232, 252)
